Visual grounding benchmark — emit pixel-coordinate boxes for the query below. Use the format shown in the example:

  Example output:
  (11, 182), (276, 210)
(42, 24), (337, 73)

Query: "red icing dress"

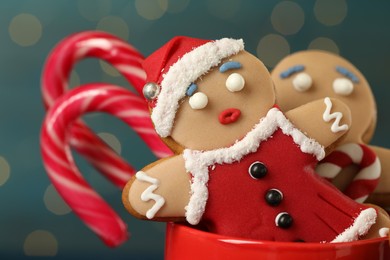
(183, 108), (376, 243)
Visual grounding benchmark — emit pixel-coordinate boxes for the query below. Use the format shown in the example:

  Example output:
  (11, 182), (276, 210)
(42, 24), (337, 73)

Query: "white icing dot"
(44, 184), (72, 215)
(96, 16), (129, 40)
(333, 78), (354, 96)
(0, 156), (10, 186)
(292, 73), (313, 92)
(78, 0), (111, 21)
(257, 34), (290, 68)
(23, 230), (58, 256)
(308, 37), (339, 54)
(314, 0), (348, 26)
(226, 73), (245, 92)
(271, 1), (305, 35)
(135, 0), (168, 20)
(206, 0), (241, 20)
(189, 92), (208, 110)
(9, 13), (42, 46)
(98, 132), (122, 154)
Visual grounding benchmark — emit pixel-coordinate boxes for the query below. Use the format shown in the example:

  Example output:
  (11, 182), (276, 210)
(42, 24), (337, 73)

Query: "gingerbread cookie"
(271, 50), (390, 207)
(122, 37), (386, 242)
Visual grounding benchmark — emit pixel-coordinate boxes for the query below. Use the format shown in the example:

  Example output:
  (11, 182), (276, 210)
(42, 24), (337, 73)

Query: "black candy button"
(248, 161), (267, 179)
(265, 189), (283, 206)
(276, 212), (293, 229)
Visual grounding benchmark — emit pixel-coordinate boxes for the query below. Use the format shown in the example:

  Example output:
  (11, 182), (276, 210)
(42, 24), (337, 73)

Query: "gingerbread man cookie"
(122, 37), (387, 242)
(271, 50), (390, 207)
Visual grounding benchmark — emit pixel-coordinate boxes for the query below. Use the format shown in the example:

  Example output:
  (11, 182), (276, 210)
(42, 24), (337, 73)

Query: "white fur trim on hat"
(183, 108), (325, 225)
(151, 38), (245, 137)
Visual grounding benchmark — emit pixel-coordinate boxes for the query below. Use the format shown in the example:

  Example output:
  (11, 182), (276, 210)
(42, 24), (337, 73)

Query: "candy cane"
(316, 143), (381, 203)
(42, 31), (146, 107)
(41, 84), (165, 247)
(41, 31), (172, 188)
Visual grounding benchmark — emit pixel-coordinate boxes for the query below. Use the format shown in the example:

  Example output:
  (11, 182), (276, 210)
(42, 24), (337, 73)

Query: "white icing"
(331, 207), (376, 243)
(322, 97), (349, 133)
(333, 78), (354, 96)
(379, 227), (389, 238)
(292, 72), (312, 92)
(189, 92), (208, 110)
(151, 38), (245, 137)
(225, 73), (245, 92)
(135, 171), (165, 219)
(183, 108), (324, 225)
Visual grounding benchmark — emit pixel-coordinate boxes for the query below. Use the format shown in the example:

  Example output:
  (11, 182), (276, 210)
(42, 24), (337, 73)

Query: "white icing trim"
(331, 208), (377, 243)
(323, 97), (349, 133)
(183, 108), (324, 225)
(151, 38), (245, 137)
(135, 171), (165, 219)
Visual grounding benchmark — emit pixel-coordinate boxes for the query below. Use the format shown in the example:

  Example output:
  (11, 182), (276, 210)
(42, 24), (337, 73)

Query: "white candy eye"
(226, 73), (245, 92)
(292, 72), (312, 92)
(189, 92), (208, 109)
(333, 78), (354, 96)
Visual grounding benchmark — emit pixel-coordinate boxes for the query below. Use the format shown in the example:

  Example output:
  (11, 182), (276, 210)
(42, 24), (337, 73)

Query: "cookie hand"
(122, 155), (190, 221)
(135, 171), (165, 219)
(285, 97), (351, 150)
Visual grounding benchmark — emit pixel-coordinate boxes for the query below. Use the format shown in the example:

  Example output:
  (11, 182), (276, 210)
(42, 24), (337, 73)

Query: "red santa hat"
(142, 36), (244, 137)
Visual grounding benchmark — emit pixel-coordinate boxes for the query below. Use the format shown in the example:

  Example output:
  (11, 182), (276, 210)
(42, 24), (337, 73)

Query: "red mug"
(165, 223), (390, 260)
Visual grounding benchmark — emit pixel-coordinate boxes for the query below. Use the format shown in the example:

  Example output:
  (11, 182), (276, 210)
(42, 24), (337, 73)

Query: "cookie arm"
(122, 155), (190, 221)
(285, 97), (351, 149)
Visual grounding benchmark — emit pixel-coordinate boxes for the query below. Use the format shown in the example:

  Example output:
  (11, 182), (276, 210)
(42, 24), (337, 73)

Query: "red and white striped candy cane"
(41, 84), (164, 247)
(41, 31), (172, 188)
(316, 143), (381, 203)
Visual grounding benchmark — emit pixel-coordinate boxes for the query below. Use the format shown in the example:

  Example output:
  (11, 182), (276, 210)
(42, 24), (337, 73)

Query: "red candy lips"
(219, 108), (241, 125)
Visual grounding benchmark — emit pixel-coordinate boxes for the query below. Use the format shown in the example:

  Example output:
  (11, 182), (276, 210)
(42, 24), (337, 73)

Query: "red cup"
(165, 223), (390, 260)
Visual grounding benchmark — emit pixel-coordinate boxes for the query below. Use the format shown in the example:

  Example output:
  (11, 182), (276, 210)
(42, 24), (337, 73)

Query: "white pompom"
(189, 92), (208, 109)
(333, 78), (354, 96)
(292, 72), (312, 92)
(225, 73), (245, 92)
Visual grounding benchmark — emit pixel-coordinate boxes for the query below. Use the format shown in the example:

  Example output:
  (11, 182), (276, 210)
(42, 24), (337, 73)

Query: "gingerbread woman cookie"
(271, 50), (390, 207)
(122, 37), (387, 242)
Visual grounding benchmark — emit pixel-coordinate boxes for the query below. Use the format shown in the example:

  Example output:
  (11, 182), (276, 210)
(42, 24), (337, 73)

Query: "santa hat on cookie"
(142, 36), (244, 137)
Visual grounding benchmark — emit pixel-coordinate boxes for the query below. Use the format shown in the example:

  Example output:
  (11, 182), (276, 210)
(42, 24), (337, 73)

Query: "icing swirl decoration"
(322, 97), (349, 133)
(135, 171), (165, 219)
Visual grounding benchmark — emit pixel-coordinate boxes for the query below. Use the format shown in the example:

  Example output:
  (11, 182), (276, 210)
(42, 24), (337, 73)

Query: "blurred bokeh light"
(0, 0), (390, 259)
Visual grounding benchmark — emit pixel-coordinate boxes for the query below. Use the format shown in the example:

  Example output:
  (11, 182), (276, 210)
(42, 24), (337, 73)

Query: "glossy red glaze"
(165, 223), (390, 260)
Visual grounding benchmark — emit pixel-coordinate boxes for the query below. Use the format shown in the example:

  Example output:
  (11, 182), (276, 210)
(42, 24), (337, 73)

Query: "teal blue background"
(0, 0), (390, 259)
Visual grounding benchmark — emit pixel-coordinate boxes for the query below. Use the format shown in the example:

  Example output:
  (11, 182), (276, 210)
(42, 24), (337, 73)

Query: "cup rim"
(168, 222), (389, 249)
